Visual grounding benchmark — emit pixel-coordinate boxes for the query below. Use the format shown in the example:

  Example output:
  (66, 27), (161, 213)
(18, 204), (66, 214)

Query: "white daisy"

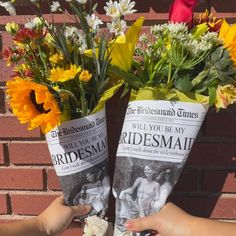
(107, 18), (127, 36)
(50, 1), (61, 12)
(0, 1), (16, 15)
(24, 17), (43, 30)
(86, 14), (103, 31)
(64, 26), (79, 38)
(118, 0), (136, 16)
(104, 0), (120, 19)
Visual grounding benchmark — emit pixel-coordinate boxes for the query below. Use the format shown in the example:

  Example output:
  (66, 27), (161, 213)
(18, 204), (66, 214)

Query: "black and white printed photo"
(113, 156), (183, 232)
(59, 160), (110, 218)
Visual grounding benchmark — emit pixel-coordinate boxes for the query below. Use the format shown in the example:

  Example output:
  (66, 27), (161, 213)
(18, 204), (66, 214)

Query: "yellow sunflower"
(7, 77), (61, 133)
(219, 20), (236, 65)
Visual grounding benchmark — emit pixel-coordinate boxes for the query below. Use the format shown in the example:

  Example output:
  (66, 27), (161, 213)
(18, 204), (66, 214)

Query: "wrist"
(34, 216), (47, 236)
(187, 216), (206, 236)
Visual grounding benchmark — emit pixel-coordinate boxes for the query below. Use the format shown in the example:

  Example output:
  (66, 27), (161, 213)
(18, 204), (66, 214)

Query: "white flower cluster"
(50, 0), (88, 13)
(151, 22), (188, 41)
(104, 0), (137, 36)
(184, 32), (219, 55)
(136, 22), (221, 60)
(24, 17), (44, 30)
(49, 0), (136, 35)
(64, 26), (87, 53)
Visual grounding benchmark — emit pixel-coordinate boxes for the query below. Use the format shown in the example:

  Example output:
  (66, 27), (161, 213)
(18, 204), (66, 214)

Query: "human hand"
(125, 202), (194, 236)
(36, 195), (91, 236)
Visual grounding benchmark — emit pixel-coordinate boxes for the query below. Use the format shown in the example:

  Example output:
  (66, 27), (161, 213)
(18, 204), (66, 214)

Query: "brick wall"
(0, 1), (236, 235)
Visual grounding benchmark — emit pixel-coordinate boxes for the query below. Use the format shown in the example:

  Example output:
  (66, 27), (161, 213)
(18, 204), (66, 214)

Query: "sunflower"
(219, 20), (236, 65)
(6, 77), (61, 133)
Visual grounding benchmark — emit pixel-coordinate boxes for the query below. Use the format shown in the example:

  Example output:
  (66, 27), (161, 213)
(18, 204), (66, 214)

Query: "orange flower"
(194, 10), (223, 32)
(7, 77), (61, 133)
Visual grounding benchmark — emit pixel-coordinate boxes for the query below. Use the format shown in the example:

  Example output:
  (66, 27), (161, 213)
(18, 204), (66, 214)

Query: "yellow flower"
(84, 17), (144, 74)
(49, 64), (81, 82)
(109, 17), (144, 72)
(215, 84), (236, 110)
(6, 77), (61, 133)
(49, 52), (64, 64)
(219, 20), (236, 65)
(79, 70), (92, 82)
(5, 22), (19, 35)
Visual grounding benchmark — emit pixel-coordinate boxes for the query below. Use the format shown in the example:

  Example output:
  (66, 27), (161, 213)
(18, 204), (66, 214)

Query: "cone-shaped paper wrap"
(113, 100), (208, 235)
(46, 108), (110, 218)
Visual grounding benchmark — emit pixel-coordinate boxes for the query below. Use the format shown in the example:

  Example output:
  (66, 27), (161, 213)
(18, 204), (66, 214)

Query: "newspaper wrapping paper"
(46, 108), (110, 218)
(113, 100), (208, 235)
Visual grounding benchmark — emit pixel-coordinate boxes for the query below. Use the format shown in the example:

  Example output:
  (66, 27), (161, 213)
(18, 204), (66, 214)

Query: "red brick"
(0, 143), (4, 165)
(170, 194), (236, 219)
(0, 116), (41, 138)
(186, 143), (236, 167)
(47, 168), (62, 190)
(205, 114), (236, 136)
(11, 193), (59, 215)
(1, 31), (13, 50)
(210, 195), (236, 219)
(202, 171), (236, 193)
(0, 60), (14, 82)
(173, 170), (200, 192)
(0, 168), (44, 190)
(9, 143), (51, 165)
(0, 194), (8, 214)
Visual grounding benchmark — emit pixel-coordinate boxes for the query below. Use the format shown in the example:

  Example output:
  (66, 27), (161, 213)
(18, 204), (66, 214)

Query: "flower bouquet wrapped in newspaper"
(2, 0), (142, 220)
(110, 0), (236, 234)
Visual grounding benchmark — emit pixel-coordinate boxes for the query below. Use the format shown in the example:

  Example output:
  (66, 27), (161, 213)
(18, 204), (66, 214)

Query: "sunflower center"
(30, 90), (51, 114)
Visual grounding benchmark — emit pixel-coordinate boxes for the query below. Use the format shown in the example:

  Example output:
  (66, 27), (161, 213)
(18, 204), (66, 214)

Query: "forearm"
(189, 216), (236, 236)
(0, 217), (46, 236)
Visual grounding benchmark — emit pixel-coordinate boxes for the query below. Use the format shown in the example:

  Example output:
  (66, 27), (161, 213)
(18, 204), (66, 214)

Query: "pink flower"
(169, 0), (197, 28)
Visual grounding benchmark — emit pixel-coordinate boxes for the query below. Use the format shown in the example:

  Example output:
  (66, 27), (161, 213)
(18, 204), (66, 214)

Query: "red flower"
(1, 47), (25, 65)
(14, 28), (46, 43)
(169, 0), (197, 28)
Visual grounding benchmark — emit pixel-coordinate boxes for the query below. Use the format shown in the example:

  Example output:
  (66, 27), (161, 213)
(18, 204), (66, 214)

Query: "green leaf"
(211, 47), (224, 63)
(191, 70), (209, 87)
(208, 86), (217, 106)
(109, 66), (143, 90)
(175, 77), (193, 92)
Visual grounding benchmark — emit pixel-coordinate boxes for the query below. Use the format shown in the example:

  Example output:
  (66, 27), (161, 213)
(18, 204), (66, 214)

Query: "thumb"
(125, 214), (159, 232)
(70, 205), (92, 217)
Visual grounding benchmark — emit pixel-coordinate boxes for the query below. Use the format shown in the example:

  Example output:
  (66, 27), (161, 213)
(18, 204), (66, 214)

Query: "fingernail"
(125, 221), (134, 230)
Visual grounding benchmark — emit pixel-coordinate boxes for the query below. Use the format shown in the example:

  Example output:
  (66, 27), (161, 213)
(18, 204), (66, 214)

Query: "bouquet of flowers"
(111, 0), (236, 235)
(1, 0), (143, 220)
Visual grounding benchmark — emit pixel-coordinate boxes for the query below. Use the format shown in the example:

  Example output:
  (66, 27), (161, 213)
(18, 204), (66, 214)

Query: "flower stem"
(57, 89), (81, 112)
(167, 61), (172, 89)
(78, 83), (88, 116)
